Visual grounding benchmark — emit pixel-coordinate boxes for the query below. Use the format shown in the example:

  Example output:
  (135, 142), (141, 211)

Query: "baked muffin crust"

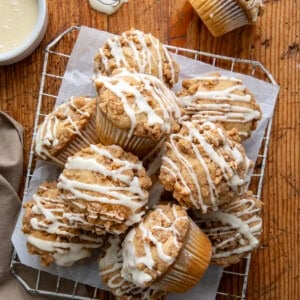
(99, 236), (165, 299)
(94, 29), (179, 87)
(121, 203), (189, 288)
(159, 121), (253, 212)
(57, 144), (152, 234)
(177, 73), (262, 140)
(35, 96), (96, 164)
(94, 69), (181, 140)
(238, 0), (264, 22)
(22, 182), (103, 267)
(192, 192), (262, 266)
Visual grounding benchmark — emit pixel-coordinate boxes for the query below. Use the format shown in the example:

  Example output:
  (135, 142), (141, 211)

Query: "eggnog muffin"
(159, 121), (253, 213)
(94, 29), (179, 87)
(178, 73), (262, 140)
(121, 203), (212, 293)
(192, 192), (263, 267)
(99, 236), (165, 299)
(22, 182), (104, 267)
(57, 144), (152, 235)
(188, 0), (264, 37)
(94, 69), (181, 157)
(34, 96), (97, 167)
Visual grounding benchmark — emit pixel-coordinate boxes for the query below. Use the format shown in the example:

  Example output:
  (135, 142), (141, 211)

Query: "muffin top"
(24, 230), (102, 267)
(57, 144), (152, 234)
(238, 0), (264, 22)
(99, 236), (165, 299)
(94, 69), (181, 139)
(35, 96), (96, 163)
(177, 73), (262, 139)
(159, 121), (253, 212)
(121, 203), (189, 288)
(22, 182), (106, 236)
(22, 182), (103, 267)
(192, 193), (262, 267)
(94, 29), (179, 87)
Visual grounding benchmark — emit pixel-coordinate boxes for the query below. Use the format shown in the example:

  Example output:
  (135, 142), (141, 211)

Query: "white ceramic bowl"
(0, 0), (48, 66)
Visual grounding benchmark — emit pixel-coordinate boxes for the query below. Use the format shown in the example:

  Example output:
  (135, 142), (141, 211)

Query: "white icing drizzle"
(178, 75), (261, 126)
(246, 0), (263, 9)
(27, 235), (100, 267)
(121, 204), (188, 287)
(99, 236), (164, 299)
(94, 68), (181, 139)
(161, 121), (252, 212)
(34, 97), (94, 163)
(57, 144), (150, 229)
(89, 0), (128, 15)
(184, 103), (261, 123)
(95, 29), (177, 84)
(29, 185), (104, 241)
(194, 197), (262, 259)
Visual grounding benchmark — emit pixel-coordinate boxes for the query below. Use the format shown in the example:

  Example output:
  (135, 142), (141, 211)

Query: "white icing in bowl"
(0, 0), (48, 66)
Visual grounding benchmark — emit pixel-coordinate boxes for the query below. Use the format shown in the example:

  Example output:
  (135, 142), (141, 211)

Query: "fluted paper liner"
(153, 220), (212, 293)
(188, 0), (251, 37)
(54, 116), (98, 166)
(96, 103), (162, 158)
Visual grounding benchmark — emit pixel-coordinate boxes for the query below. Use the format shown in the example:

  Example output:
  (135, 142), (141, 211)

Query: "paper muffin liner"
(188, 0), (251, 37)
(55, 116), (98, 167)
(153, 219), (212, 293)
(96, 104), (162, 158)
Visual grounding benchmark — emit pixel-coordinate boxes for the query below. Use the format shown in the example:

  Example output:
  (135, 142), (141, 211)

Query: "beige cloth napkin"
(0, 112), (51, 299)
(0, 111), (23, 282)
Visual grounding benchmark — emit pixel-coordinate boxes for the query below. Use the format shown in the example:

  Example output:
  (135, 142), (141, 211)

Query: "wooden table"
(0, 1), (299, 299)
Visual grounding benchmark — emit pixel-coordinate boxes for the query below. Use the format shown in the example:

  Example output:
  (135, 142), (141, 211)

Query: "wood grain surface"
(0, 0), (299, 299)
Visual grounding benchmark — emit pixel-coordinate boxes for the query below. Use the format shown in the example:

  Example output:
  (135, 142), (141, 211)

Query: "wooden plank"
(0, 0), (299, 299)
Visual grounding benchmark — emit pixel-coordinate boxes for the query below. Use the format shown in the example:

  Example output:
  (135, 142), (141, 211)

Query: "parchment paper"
(12, 26), (280, 299)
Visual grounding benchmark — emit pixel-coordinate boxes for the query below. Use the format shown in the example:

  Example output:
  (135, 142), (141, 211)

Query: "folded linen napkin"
(0, 111), (23, 282)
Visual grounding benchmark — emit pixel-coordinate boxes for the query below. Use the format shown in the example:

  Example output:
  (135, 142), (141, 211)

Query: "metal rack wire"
(10, 26), (278, 300)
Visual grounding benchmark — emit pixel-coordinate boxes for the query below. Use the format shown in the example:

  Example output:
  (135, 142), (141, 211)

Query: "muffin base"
(153, 220), (212, 293)
(96, 105), (162, 158)
(188, 0), (251, 37)
(54, 116), (98, 167)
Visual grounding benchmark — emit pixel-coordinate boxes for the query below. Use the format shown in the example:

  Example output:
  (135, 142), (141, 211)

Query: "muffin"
(188, 0), (264, 37)
(94, 29), (179, 87)
(94, 69), (181, 157)
(99, 236), (166, 299)
(35, 96), (97, 167)
(22, 182), (104, 267)
(159, 121), (253, 213)
(57, 144), (152, 235)
(178, 73), (262, 140)
(121, 203), (212, 293)
(192, 192), (263, 267)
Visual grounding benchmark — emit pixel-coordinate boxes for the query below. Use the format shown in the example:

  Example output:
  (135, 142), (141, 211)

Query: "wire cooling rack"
(10, 26), (278, 300)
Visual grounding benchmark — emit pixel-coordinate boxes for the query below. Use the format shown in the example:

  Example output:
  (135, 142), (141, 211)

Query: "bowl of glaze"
(0, 0), (48, 66)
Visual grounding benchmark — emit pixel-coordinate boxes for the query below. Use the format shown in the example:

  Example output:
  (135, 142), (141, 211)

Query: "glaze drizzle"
(161, 121), (252, 212)
(99, 236), (164, 299)
(35, 97), (95, 164)
(121, 204), (188, 287)
(24, 183), (103, 267)
(194, 196), (262, 259)
(178, 75), (261, 132)
(94, 68), (181, 139)
(57, 144), (150, 231)
(95, 29), (177, 85)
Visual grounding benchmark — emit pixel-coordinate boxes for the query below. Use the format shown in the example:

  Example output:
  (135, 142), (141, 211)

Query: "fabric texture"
(0, 111), (23, 282)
